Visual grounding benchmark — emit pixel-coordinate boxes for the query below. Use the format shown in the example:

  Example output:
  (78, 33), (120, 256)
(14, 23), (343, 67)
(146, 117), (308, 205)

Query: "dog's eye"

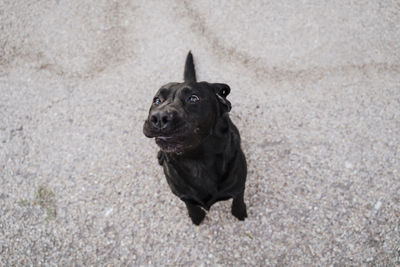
(188, 95), (200, 103)
(153, 97), (162, 105)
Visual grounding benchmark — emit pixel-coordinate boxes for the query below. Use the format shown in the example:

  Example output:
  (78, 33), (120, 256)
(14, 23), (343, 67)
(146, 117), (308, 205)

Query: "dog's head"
(143, 52), (231, 153)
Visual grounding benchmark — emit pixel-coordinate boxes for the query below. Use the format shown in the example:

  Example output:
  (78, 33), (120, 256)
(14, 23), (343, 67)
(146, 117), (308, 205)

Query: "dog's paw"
(231, 200), (247, 221)
(189, 208), (206, 225)
(232, 206), (247, 221)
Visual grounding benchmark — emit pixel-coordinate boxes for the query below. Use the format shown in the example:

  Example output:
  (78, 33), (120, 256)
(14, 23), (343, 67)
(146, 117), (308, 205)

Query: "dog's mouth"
(155, 136), (174, 141)
(143, 121), (187, 152)
(154, 134), (183, 146)
(143, 120), (205, 153)
(155, 135), (186, 153)
(155, 131), (203, 153)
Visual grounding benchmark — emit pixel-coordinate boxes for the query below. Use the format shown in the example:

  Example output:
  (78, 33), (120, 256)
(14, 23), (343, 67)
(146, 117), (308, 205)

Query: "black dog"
(143, 52), (247, 225)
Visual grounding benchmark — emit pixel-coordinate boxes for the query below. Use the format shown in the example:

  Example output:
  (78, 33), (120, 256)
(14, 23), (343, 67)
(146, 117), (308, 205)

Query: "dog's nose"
(150, 111), (173, 129)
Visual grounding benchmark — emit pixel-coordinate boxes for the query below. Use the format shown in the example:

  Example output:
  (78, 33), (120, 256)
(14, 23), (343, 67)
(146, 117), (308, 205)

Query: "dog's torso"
(160, 115), (246, 210)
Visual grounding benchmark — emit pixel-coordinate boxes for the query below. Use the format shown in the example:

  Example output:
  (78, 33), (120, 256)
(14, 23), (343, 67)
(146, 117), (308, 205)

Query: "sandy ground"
(1, 0), (400, 265)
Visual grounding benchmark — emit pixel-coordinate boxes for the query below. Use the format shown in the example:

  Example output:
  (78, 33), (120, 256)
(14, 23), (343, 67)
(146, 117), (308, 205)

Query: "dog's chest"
(163, 156), (227, 205)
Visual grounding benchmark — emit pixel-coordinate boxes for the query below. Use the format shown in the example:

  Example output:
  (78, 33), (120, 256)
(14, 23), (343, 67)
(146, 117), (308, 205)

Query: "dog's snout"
(150, 111), (174, 129)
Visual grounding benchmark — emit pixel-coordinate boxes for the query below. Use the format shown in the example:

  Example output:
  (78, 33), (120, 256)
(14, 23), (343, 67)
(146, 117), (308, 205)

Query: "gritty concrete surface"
(1, 0), (400, 265)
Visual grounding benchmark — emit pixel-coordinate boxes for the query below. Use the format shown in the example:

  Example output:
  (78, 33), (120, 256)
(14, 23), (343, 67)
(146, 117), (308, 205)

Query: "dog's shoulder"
(214, 114), (242, 145)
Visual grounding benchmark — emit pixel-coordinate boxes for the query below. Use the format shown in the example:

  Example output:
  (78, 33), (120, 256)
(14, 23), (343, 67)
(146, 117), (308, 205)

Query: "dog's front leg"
(184, 201), (206, 225)
(157, 151), (165, 166)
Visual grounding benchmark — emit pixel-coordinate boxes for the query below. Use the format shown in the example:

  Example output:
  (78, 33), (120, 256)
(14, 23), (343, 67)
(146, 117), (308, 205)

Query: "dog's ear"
(212, 83), (232, 113)
(184, 51), (196, 83)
